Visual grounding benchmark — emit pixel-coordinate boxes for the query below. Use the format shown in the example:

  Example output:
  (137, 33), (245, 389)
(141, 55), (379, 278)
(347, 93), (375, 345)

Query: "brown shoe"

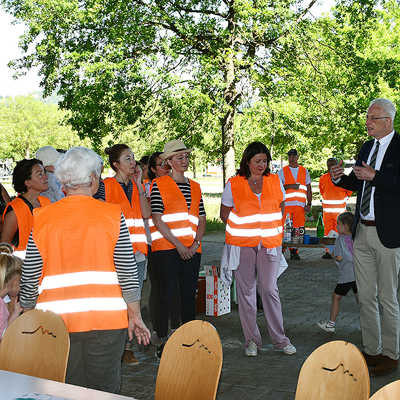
(122, 350), (139, 364)
(362, 351), (383, 367)
(370, 356), (398, 376)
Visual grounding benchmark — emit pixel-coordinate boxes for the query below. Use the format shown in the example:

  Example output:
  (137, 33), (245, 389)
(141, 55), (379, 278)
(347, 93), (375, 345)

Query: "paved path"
(121, 232), (398, 399)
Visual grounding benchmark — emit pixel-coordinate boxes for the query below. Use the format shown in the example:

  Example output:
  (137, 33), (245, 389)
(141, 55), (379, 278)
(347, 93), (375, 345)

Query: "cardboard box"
(205, 265), (231, 316)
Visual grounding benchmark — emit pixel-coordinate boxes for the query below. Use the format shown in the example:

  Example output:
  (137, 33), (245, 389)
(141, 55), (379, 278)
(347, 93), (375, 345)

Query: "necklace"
(251, 178), (262, 185)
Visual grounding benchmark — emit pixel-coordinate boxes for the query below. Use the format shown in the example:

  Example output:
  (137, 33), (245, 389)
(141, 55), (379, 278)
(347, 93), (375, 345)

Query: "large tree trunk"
(221, 16), (237, 185)
(221, 108), (235, 184)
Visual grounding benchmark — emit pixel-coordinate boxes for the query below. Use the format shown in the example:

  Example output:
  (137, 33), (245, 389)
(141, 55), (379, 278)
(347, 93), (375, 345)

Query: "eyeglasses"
(173, 154), (190, 162)
(366, 115), (390, 121)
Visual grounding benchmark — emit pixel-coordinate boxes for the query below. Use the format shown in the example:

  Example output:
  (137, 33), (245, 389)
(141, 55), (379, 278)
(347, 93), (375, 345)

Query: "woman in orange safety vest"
(102, 144), (151, 364)
(220, 141), (296, 357)
(150, 140), (206, 358)
(1, 159), (50, 259)
(19, 147), (150, 393)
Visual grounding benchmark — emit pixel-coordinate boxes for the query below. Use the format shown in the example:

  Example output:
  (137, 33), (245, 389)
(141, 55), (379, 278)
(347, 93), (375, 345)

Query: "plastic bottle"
(283, 213), (292, 243)
(316, 212), (324, 238)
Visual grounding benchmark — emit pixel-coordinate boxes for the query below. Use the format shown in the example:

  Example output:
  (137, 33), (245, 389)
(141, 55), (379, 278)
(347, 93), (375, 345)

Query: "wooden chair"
(0, 309), (70, 382)
(155, 319), (223, 400)
(295, 340), (370, 400)
(370, 380), (400, 400)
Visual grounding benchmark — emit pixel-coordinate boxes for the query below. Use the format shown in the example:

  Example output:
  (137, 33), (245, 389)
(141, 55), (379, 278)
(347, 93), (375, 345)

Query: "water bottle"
(316, 212), (324, 238)
(283, 213), (292, 243)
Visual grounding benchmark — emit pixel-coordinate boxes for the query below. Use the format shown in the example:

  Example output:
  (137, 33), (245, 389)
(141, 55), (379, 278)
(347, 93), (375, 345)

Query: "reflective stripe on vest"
(33, 196), (128, 333)
(283, 166), (307, 205)
(225, 175), (283, 248)
(2, 195), (50, 254)
(104, 177), (147, 255)
(319, 173), (351, 215)
(150, 175), (202, 253)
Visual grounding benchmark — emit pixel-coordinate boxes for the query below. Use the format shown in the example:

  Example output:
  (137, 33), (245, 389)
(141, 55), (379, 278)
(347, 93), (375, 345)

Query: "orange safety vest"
(225, 175), (283, 248)
(33, 196), (128, 333)
(2, 196), (51, 258)
(283, 165), (307, 206)
(319, 173), (352, 214)
(150, 175), (202, 253)
(104, 177), (147, 255)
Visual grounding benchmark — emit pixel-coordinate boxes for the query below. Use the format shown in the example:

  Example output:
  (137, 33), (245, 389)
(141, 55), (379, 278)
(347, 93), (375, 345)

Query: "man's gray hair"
(55, 146), (103, 189)
(369, 98), (396, 121)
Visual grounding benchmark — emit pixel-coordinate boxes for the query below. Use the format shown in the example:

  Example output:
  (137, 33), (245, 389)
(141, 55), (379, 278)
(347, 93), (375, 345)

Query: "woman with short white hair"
(19, 146), (150, 393)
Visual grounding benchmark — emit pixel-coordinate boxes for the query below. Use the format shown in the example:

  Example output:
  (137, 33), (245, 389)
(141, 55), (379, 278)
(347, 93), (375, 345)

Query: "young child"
(0, 242), (22, 338)
(317, 212), (357, 333)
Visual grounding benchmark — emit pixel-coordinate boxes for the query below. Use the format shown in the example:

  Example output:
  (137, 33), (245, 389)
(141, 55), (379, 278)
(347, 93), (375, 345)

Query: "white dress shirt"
(360, 130), (395, 221)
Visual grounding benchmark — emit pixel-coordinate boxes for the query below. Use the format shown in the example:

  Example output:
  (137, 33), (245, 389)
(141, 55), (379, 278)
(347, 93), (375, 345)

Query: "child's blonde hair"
(0, 242), (22, 291)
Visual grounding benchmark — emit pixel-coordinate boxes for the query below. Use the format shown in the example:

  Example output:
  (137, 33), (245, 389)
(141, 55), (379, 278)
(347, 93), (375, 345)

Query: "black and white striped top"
(151, 181), (206, 216)
(19, 213), (140, 309)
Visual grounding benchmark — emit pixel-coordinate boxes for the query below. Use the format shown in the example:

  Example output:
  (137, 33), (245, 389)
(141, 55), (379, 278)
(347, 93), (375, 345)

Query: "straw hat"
(160, 140), (192, 160)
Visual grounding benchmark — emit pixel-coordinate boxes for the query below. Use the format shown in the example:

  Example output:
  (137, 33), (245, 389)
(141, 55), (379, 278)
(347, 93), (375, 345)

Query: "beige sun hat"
(160, 139), (192, 160)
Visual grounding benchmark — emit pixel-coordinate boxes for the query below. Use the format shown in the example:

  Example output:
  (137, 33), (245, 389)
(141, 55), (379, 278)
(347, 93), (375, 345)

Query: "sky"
(0, 1), (334, 98)
(0, 9), (42, 97)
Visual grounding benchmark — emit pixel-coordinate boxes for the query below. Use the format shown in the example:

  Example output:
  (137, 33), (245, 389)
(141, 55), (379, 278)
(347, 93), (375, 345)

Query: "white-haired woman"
(19, 146), (150, 394)
(150, 140), (206, 357)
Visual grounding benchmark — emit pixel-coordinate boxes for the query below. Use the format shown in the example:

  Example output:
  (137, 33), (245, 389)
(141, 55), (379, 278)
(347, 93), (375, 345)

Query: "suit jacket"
(335, 132), (400, 248)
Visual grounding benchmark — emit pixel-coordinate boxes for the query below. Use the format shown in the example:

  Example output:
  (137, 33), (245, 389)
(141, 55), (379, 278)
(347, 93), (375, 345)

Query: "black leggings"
(152, 249), (200, 339)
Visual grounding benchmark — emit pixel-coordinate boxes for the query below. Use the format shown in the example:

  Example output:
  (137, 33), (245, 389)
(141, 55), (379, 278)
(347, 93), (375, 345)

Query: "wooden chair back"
(295, 340), (370, 400)
(155, 319), (223, 400)
(0, 309), (70, 382)
(370, 380), (400, 400)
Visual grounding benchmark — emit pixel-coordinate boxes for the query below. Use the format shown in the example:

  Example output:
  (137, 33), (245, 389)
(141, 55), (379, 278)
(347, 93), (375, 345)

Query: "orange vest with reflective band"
(2, 196), (51, 254)
(319, 173), (352, 214)
(104, 177), (147, 255)
(150, 175), (202, 253)
(225, 175), (283, 248)
(283, 165), (307, 205)
(33, 196), (128, 333)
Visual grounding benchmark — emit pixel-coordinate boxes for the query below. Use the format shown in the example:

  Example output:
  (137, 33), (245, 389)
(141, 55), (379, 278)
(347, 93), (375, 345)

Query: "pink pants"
(234, 246), (290, 349)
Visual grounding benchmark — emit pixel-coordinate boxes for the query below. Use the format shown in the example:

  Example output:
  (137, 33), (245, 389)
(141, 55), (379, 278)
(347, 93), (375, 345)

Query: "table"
(0, 370), (136, 400)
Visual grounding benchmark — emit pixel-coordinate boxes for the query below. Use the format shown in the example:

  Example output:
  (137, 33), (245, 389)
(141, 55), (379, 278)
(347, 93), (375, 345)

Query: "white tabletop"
(0, 370), (136, 400)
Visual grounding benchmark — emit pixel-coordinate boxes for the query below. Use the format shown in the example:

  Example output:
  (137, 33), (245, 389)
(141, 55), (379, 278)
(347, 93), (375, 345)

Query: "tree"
(0, 96), (88, 160)
(2, 0), (340, 182)
(254, 0), (400, 177)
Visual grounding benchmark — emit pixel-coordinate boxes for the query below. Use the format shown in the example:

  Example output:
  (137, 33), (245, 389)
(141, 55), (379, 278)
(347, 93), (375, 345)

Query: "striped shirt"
(150, 181), (206, 216)
(19, 213), (140, 310)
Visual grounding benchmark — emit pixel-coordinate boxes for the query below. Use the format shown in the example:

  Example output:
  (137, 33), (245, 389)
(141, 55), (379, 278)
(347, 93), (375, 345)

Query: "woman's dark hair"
(237, 141), (271, 178)
(337, 212), (354, 231)
(148, 151), (163, 180)
(12, 159), (43, 194)
(104, 144), (130, 172)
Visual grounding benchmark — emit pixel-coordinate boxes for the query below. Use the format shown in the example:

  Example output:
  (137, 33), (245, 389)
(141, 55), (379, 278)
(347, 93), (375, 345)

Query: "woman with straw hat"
(150, 140), (206, 357)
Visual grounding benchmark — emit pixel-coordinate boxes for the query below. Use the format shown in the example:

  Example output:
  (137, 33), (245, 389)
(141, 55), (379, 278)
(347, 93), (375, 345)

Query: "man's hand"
(353, 162), (376, 181)
(330, 160), (344, 180)
(304, 204), (311, 212)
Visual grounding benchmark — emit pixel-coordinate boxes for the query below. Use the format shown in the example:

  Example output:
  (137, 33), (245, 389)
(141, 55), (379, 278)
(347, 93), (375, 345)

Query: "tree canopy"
(3, 0), (400, 179)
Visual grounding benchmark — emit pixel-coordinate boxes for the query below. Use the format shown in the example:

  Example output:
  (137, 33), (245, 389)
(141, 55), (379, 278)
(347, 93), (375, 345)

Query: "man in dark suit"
(331, 98), (400, 375)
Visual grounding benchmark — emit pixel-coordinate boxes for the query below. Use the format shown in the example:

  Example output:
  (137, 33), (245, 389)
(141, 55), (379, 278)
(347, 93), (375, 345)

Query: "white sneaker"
(245, 341), (258, 357)
(317, 320), (335, 333)
(282, 343), (297, 355)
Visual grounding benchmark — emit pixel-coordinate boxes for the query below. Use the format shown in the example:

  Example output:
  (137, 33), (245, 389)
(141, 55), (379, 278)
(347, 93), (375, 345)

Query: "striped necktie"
(360, 141), (380, 216)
